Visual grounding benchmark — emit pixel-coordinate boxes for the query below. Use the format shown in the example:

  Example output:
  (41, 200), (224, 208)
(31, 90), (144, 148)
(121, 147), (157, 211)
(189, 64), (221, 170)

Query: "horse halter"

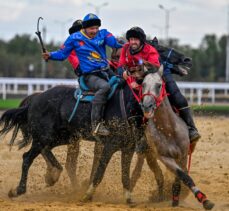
(140, 80), (168, 111)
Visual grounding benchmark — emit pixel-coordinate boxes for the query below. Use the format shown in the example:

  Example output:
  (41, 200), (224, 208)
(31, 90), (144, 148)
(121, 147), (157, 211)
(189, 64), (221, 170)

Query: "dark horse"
(0, 82), (163, 203)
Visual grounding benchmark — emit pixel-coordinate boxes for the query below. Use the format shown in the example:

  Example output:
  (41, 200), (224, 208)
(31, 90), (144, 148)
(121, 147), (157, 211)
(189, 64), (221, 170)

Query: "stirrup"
(93, 123), (102, 135)
(92, 122), (110, 136)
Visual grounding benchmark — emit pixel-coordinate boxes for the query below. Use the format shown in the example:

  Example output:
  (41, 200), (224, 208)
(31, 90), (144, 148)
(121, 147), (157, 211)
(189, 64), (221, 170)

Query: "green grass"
(192, 104), (229, 115)
(0, 99), (229, 115)
(0, 99), (21, 109)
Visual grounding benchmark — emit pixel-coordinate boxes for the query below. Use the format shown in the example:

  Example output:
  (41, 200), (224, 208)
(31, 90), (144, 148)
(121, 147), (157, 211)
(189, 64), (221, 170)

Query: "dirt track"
(0, 116), (229, 211)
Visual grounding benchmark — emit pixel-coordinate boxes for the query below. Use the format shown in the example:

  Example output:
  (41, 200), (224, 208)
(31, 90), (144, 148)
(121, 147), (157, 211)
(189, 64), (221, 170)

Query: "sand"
(0, 116), (228, 211)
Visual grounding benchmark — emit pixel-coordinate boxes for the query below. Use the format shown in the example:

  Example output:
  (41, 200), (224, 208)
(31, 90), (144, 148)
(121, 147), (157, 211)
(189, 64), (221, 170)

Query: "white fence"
(0, 77), (229, 105)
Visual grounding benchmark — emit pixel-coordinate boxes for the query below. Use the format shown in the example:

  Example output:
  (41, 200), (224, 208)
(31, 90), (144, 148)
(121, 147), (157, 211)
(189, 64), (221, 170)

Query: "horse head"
(157, 45), (192, 76)
(140, 68), (166, 119)
(148, 39), (192, 76)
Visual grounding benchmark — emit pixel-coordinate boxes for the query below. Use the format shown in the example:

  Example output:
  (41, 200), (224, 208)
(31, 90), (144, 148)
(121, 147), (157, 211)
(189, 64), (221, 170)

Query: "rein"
(163, 48), (174, 69)
(126, 79), (142, 103)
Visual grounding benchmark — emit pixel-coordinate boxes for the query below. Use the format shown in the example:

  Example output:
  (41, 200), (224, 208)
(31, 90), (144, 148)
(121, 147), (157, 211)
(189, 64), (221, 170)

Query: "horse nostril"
(142, 103), (153, 112)
(183, 57), (192, 63)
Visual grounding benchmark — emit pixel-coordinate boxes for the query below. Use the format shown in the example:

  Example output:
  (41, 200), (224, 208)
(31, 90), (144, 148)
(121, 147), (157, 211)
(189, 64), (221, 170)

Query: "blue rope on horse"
(163, 48), (174, 68)
(68, 89), (82, 123)
(163, 48), (174, 75)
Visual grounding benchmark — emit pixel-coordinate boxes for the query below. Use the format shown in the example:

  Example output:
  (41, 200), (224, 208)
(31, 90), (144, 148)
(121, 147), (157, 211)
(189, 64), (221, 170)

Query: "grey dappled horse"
(139, 69), (214, 210)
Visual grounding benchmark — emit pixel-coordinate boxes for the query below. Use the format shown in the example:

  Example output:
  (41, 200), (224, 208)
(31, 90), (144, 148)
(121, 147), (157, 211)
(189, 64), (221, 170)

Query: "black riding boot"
(91, 103), (110, 136)
(179, 107), (201, 143)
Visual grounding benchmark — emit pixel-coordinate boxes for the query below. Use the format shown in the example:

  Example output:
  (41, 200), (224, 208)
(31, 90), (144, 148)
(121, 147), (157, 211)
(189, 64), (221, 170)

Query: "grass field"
(0, 98), (229, 115)
(193, 104), (229, 115)
(0, 99), (21, 109)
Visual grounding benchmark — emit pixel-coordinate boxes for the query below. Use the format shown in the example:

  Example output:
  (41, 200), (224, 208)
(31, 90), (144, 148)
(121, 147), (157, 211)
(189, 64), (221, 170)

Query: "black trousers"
(84, 69), (115, 104)
(163, 74), (188, 109)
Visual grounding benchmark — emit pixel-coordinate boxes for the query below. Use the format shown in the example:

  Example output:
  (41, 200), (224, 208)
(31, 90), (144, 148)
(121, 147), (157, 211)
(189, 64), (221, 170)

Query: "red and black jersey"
(118, 43), (160, 69)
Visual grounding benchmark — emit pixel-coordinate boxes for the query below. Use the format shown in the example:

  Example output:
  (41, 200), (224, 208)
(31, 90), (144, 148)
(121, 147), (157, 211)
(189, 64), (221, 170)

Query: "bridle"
(127, 73), (168, 112)
(141, 79), (168, 111)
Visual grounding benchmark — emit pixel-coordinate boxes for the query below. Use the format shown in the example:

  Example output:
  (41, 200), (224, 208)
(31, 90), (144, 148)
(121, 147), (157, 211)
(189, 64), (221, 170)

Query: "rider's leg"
(163, 74), (201, 143)
(179, 107), (201, 143)
(84, 74), (111, 136)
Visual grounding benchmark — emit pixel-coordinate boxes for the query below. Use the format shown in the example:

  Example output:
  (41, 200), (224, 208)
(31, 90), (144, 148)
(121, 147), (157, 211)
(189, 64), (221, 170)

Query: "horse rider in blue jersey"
(42, 13), (123, 136)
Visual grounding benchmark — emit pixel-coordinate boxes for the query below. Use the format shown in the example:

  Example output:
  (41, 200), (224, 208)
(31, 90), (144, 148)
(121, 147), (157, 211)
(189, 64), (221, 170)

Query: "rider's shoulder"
(144, 43), (158, 53)
(70, 31), (84, 40)
(98, 29), (112, 37)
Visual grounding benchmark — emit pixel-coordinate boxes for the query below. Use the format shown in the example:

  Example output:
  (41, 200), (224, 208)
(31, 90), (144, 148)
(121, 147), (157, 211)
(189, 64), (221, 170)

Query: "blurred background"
(0, 0), (229, 80)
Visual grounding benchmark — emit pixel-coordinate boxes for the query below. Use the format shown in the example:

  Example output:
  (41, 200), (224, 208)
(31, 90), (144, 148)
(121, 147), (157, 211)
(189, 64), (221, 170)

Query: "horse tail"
(0, 105), (29, 148)
(6, 93), (40, 149)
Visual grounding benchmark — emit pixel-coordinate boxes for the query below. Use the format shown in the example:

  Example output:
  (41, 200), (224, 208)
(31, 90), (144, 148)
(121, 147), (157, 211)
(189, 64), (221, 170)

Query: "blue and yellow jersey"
(50, 29), (122, 74)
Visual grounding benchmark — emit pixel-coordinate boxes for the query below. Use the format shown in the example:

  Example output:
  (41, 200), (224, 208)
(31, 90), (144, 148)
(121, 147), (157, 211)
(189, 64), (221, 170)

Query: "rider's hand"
(143, 60), (153, 67)
(130, 81), (139, 90)
(123, 71), (129, 80)
(42, 51), (50, 60)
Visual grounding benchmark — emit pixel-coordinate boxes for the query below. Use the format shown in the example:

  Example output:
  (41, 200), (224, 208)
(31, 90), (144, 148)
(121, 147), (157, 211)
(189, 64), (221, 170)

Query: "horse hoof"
(203, 200), (215, 210)
(158, 196), (164, 202)
(45, 167), (62, 186)
(45, 177), (56, 187)
(8, 189), (18, 198)
(172, 200), (179, 207)
(126, 198), (133, 204)
(81, 194), (93, 203)
(128, 202), (137, 208)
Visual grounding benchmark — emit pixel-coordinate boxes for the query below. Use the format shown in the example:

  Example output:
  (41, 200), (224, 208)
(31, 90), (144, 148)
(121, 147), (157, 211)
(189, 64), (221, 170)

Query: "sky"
(0, 0), (228, 47)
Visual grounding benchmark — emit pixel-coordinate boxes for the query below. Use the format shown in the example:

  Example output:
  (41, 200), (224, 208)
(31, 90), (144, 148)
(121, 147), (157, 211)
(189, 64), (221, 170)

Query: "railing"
(0, 77), (229, 105)
(0, 77), (78, 100)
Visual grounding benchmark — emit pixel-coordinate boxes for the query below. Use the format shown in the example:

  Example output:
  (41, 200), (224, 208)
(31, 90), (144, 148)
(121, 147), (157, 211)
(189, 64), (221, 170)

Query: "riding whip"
(35, 17), (48, 61)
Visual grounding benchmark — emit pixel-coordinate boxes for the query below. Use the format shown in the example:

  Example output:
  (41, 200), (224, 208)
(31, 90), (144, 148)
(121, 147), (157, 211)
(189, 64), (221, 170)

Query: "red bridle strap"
(126, 77), (142, 103)
(141, 81), (168, 108)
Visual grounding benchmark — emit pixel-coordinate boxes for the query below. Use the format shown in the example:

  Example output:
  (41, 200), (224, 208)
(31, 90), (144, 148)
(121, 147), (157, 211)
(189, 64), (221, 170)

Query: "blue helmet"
(82, 13), (101, 28)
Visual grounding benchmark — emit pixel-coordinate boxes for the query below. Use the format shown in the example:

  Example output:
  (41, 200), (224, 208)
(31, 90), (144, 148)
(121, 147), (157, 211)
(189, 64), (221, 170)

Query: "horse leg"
(160, 156), (214, 210)
(82, 145), (114, 202)
(130, 153), (145, 192)
(171, 156), (188, 207)
(171, 176), (181, 206)
(41, 148), (63, 187)
(145, 149), (164, 202)
(89, 141), (104, 183)
(8, 143), (42, 198)
(65, 141), (80, 187)
(121, 150), (134, 204)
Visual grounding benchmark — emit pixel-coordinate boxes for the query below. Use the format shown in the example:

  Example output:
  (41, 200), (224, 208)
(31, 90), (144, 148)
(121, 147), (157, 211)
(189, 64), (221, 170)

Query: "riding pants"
(84, 69), (114, 104)
(163, 73), (188, 109)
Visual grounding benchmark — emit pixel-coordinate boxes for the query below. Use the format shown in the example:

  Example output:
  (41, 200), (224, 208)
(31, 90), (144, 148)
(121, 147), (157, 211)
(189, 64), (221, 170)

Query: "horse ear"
(152, 37), (158, 46)
(158, 65), (163, 77)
